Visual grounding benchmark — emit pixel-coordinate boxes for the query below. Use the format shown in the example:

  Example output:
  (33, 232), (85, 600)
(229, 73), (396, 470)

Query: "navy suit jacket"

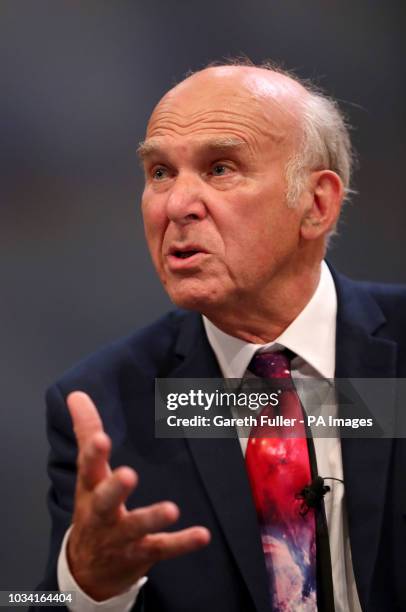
(35, 270), (406, 612)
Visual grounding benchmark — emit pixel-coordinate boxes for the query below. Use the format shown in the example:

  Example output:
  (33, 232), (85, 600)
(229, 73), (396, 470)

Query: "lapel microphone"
(296, 476), (344, 516)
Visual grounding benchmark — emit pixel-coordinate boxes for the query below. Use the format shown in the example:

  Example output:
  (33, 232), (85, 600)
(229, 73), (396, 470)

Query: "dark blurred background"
(1, 0), (405, 594)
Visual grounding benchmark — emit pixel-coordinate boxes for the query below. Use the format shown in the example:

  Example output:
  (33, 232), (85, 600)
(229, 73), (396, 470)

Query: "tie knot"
(248, 350), (292, 379)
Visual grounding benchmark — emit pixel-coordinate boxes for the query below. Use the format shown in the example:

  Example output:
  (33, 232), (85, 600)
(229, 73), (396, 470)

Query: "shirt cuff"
(57, 526), (148, 612)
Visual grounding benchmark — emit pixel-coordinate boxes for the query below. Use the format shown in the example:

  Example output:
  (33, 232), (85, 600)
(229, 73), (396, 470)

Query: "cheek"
(142, 197), (166, 249)
(225, 210), (274, 252)
(221, 205), (295, 272)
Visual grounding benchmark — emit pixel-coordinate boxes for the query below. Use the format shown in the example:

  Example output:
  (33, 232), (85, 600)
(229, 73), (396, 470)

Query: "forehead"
(142, 68), (303, 156)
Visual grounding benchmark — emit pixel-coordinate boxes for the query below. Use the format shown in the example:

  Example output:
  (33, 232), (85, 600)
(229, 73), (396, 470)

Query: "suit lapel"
(170, 313), (271, 612)
(333, 271), (397, 610)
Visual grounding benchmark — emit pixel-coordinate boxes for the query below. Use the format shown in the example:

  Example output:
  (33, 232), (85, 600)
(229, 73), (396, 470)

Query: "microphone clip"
(296, 476), (331, 516)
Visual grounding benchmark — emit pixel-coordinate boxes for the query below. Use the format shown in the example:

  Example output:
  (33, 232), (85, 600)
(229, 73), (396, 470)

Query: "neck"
(203, 263), (322, 344)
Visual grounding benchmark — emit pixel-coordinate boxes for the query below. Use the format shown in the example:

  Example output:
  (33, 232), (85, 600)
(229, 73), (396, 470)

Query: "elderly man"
(35, 63), (406, 612)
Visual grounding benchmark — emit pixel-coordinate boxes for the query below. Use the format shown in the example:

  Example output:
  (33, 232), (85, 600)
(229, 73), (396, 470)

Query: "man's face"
(140, 67), (309, 315)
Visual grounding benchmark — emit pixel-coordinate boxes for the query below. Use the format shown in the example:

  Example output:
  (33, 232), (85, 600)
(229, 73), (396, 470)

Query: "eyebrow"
(136, 136), (249, 161)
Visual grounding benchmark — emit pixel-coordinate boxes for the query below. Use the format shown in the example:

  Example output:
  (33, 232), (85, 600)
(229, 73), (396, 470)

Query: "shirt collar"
(203, 261), (337, 380)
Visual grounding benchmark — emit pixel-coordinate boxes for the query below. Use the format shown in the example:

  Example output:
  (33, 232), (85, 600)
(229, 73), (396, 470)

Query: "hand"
(66, 391), (211, 601)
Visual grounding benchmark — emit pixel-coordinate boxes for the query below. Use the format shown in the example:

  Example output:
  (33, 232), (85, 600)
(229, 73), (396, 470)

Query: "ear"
(300, 170), (344, 240)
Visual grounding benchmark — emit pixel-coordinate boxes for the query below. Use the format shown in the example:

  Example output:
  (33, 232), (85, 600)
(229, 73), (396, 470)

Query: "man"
(35, 63), (406, 612)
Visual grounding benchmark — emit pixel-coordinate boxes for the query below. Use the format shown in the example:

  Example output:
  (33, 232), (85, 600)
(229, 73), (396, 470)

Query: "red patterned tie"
(245, 350), (317, 611)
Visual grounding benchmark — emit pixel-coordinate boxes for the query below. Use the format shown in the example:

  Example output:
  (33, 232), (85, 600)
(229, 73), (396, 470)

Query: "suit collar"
(331, 266), (392, 378)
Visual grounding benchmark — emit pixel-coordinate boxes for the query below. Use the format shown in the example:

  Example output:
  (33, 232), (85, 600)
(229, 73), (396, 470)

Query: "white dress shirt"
(59, 261), (362, 612)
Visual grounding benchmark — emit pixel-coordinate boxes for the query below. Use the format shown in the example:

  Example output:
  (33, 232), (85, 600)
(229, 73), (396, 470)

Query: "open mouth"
(173, 250), (200, 259)
(166, 247), (208, 270)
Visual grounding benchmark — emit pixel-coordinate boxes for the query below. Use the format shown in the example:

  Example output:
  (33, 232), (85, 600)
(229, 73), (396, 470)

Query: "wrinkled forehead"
(145, 67), (305, 148)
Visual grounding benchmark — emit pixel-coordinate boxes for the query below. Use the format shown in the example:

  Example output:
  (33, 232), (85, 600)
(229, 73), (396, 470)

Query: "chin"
(166, 279), (226, 313)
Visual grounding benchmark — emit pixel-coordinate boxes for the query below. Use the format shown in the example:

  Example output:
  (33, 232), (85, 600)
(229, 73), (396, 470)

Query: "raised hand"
(66, 391), (210, 601)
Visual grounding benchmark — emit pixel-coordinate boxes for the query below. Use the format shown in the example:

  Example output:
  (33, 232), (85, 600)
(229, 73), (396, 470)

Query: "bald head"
(145, 66), (306, 158)
(159, 65), (308, 111)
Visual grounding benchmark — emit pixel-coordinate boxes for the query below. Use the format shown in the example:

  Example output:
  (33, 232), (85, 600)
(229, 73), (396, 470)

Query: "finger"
(67, 391), (104, 450)
(92, 466), (138, 521)
(137, 526), (211, 562)
(79, 431), (112, 490)
(124, 502), (180, 540)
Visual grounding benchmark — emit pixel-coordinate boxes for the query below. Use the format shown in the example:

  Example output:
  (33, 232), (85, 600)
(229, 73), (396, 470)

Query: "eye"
(151, 166), (169, 181)
(211, 163), (232, 176)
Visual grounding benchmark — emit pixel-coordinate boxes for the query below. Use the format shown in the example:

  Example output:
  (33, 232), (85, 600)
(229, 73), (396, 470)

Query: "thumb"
(67, 391), (104, 451)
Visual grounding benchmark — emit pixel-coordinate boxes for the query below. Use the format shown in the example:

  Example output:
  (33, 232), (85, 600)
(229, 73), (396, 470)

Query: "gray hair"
(285, 87), (353, 208)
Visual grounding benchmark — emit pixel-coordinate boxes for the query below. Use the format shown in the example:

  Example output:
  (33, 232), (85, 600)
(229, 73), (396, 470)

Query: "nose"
(166, 172), (207, 225)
